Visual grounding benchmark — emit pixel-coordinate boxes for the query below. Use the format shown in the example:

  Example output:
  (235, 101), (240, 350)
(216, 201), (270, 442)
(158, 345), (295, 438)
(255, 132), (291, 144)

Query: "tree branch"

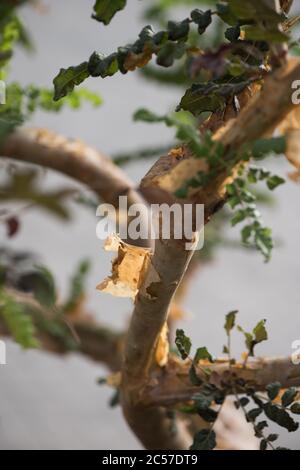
(0, 289), (123, 371)
(120, 58), (300, 449)
(141, 58), (300, 220)
(142, 356), (300, 407)
(0, 127), (146, 210)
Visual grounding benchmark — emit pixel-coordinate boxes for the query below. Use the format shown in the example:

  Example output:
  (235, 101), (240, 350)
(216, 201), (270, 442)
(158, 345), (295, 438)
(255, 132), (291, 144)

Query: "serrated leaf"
(178, 80), (251, 116)
(264, 403), (299, 432)
(194, 346), (214, 363)
(53, 62), (90, 101)
(224, 310), (238, 335)
(175, 329), (191, 360)
(92, 0), (126, 25)
(253, 319), (268, 344)
(167, 19), (190, 41)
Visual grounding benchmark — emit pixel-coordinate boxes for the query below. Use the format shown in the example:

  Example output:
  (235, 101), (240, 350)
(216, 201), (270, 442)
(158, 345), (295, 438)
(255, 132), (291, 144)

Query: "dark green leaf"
(225, 25), (241, 42)
(190, 429), (216, 450)
(175, 329), (191, 360)
(260, 439), (268, 450)
(167, 19), (190, 41)
(191, 9), (212, 34)
(53, 62), (90, 101)
(92, 0), (126, 25)
(281, 388), (298, 408)
(266, 175), (285, 191)
(17, 265), (56, 308)
(264, 403), (299, 432)
(291, 403), (300, 415)
(266, 382), (281, 401)
(247, 408), (263, 422)
(197, 407), (218, 423)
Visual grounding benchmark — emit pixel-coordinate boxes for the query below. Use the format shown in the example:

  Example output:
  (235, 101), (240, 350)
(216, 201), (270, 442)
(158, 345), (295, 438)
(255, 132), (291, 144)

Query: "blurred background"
(0, 0), (300, 450)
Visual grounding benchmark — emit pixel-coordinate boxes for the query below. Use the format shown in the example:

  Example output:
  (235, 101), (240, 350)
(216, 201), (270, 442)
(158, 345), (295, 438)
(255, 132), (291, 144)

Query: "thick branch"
(143, 356), (300, 407)
(0, 127), (145, 209)
(141, 58), (300, 219)
(121, 58), (300, 449)
(0, 289), (123, 371)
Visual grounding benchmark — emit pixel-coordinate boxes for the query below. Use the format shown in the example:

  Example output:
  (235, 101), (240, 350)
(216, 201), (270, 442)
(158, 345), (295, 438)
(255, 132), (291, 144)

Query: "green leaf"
(281, 388), (298, 408)
(178, 80), (252, 116)
(290, 403), (300, 415)
(191, 9), (212, 34)
(240, 397), (250, 407)
(266, 382), (281, 401)
(88, 52), (119, 78)
(17, 265), (56, 308)
(251, 137), (286, 159)
(264, 403), (299, 432)
(53, 62), (90, 101)
(247, 408), (263, 422)
(194, 346), (214, 364)
(225, 25), (241, 42)
(189, 363), (203, 386)
(266, 175), (285, 191)
(0, 170), (73, 219)
(167, 19), (190, 41)
(133, 108), (165, 123)
(253, 319), (268, 344)
(0, 289), (39, 349)
(227, 0), (282, 23)
(156, 41), (186, 67)
(197, 407), (218, 423)
(224, 310), (238, 335)
(238, 319), (268, 356)
(92, 0), (126, 25)
(190, 429), (216, 450)
(243, 26), (288, 43)
(260, 439), (268, 450)
(175, 329), (191, 360)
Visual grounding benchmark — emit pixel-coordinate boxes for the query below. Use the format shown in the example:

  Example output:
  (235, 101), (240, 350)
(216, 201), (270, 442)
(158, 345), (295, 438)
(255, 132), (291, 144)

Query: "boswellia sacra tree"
(1, 0), (300, 451)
